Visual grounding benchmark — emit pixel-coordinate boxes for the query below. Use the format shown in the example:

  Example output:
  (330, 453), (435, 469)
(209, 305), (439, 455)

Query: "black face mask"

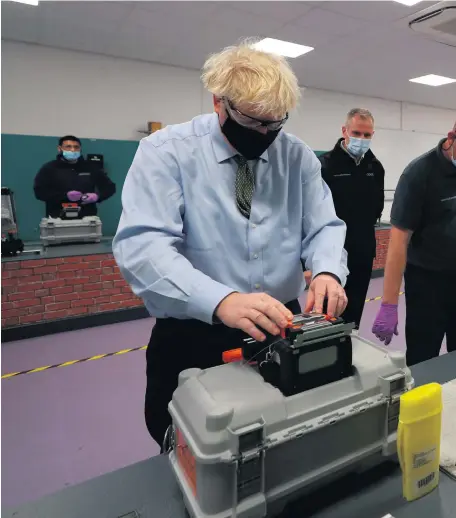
(221, 114), (280, 160)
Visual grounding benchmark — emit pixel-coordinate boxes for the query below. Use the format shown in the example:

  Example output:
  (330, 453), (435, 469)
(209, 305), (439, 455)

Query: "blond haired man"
(114, 41), (348, 446)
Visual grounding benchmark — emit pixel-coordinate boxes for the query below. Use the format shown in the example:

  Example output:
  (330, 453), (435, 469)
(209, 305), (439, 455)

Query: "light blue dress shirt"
(113, 113), (348, 324)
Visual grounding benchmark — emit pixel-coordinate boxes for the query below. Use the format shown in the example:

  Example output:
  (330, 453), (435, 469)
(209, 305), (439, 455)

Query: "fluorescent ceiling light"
(7, 0), (39, 5)
(393, 0), (423, 5)
(252, 38), (314, 58)
(409, 74), (456, 86)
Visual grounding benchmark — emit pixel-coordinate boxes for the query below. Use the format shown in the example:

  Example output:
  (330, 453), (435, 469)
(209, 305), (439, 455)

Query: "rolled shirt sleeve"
(300, 150), (349, 286)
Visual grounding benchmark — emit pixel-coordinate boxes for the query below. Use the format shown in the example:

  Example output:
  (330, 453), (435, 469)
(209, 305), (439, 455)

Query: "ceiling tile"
(292, 7), (368, 36)
(217, 1), (315, 24)
(213, 4), (291, 35)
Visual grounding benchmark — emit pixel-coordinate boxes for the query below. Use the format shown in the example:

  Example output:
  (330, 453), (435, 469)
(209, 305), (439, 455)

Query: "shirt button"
(251, 224), (257, 229)
(254, 283), (261, 290)
(253, 254), (259, 259)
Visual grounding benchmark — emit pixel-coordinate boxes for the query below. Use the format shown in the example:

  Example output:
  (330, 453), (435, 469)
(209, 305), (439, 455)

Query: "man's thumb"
(304, 290), (314, 313)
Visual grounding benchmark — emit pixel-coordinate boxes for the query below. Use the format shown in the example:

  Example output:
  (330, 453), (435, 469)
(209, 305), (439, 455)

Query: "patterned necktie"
(234, 155), (255, 219)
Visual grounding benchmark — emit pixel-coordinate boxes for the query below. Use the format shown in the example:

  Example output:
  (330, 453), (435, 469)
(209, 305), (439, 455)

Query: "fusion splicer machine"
(168, 314), (414, 518)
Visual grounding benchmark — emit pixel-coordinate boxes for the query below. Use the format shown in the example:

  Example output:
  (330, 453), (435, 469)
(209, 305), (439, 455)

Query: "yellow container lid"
(399, 383), (442, 424)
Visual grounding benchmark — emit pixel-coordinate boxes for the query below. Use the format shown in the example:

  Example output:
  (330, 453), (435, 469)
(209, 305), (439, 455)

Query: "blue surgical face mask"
(62, 150), (81, 161)
(347, 137), (371, 157)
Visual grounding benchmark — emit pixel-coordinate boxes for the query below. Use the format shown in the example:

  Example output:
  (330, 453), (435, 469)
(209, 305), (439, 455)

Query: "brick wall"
(1, 254), (143, 329)
(373, 228), (391, 271)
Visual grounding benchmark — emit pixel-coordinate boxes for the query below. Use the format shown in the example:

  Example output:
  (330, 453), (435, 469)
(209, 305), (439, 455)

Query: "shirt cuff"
(312, 261), (348, 288)
(187, 280), (235, 325)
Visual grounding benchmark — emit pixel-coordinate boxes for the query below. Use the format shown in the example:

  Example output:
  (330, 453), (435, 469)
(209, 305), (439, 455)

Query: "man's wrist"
(313, 271), (341, 284)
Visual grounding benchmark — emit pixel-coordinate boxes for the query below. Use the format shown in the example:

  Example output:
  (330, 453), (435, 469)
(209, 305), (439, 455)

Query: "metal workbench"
(4, 352), (455, 518)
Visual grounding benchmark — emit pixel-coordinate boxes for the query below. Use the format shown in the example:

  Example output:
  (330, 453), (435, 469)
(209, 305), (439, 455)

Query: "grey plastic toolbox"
(40, 216), (102, 246)
(168, 335), (414, 518)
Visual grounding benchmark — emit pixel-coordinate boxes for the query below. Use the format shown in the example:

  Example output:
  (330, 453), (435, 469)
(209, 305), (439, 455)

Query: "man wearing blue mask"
(373, 123), (456, 365)
(317, 109), (385, 329)
(34, 135), (115, 218)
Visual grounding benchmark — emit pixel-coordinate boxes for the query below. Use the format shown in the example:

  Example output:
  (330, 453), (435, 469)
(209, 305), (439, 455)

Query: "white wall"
(3, 41), (456, 221)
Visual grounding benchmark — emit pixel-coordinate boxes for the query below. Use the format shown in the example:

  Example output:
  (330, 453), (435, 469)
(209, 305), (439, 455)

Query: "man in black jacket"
(318, 109), (385, 328)
(34, 135), (116, 218)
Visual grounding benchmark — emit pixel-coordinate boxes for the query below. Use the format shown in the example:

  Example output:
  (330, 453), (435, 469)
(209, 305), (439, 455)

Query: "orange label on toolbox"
(176, 428), (197, 496)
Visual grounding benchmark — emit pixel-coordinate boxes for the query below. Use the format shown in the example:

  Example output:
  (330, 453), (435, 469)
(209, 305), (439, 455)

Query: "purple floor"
(1, 277), (447, 508)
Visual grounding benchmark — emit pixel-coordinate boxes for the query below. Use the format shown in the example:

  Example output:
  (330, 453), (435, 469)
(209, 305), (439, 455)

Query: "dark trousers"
(145, 299), (301, 447)
(342, 259), (374, 329)
(404, 264), (456, 366)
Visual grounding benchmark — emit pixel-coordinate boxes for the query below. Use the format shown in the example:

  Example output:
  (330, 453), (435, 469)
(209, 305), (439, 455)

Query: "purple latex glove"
(67, 191), (82, 202)
(81, 193), (99, 205)
(372, 303), (399, 345)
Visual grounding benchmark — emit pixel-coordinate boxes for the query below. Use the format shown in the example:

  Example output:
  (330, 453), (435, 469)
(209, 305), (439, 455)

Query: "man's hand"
(215, 292), (293, 342)
(81, 193), (99, 205)
(304, 270), (312, 287)
(304, 273), (347, 317)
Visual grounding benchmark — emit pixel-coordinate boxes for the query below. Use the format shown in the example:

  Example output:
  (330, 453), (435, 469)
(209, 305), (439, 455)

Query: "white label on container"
(413, 447), (436, 469)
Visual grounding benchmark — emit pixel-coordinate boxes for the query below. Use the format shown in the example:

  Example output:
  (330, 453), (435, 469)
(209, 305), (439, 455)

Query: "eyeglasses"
(223, 98), (288, 131)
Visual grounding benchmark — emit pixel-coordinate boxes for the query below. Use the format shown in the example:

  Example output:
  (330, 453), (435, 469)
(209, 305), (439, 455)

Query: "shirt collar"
(210, 113), (269, 164)
(340, 139), (363, 165)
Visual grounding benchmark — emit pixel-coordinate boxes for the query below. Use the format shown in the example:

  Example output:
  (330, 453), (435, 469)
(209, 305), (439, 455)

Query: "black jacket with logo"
(34, 155), (116, 218)
(319, 138), (385, 262)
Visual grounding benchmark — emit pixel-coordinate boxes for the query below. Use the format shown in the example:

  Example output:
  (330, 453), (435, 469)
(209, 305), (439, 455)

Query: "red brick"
(73, 285), (84, 292)
(101, 288), (122, 296)
(63, 256), (83, 263)
(10, 269), (34, 278)
(111, 293), (133, 302)
(42, 296), (55, 305)
(1, 277), (17, 285)
(64, 277), (89, 285)
(101, 274), (122, 282)
(55, 293), (79, 303)
(41, 273), (56, 281)
(57, 271), (76, 279)
(2, 270), (12, 279)
(122, 287), (133, 294)
(83, 254), (111, 262)
(21, 260), (46, 269)
(14, 283), (42, 294)
(101, 259), (117, 267)
(51, 286), (73, 295)
(59, 262), (86, 271)
(88, 276), (101, 283)
(43, 310), (68, 320)
(35, 289), (50, 297)
(114, 279), (128, 288)
(29, 305), (45, 315)
(71, 298), (95, 308)
(43, 279), (65, 289)
(45, 258), (65, 266)
(4, 317), (19, 327)
(13, 298), (41, 308)
(67, 307), (88, 316)
(79, 290), (102, 299)
(20, 313), (44, 324)
(4, 262), (20, 270)
(102, 282), (114, 289)
(46, 302), (71, 311)
(2, 285), (17, 295)
(85, 268), (102, 276)
(94, 295), (111, 304)
(122, 299), (143, 308)
(99, 302), (123, 312)
(34, 266), (57, 274)
(1, 302), (14, 310)
(102, 267), (113, 274)
(2, 308), (29, 318)
(10, 292), (40, 302)
(82, 282), (102, 292)
(85, 261), (101, 269)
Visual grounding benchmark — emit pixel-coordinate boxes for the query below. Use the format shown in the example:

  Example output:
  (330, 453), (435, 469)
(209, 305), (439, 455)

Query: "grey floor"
(1, 277), (448, 508)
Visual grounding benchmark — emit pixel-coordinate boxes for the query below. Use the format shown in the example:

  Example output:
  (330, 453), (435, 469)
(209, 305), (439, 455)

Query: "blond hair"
(201, 39), (300, 119)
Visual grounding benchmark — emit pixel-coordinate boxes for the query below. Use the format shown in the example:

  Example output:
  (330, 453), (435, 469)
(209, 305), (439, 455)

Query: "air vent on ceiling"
(407, 1), (456, 47)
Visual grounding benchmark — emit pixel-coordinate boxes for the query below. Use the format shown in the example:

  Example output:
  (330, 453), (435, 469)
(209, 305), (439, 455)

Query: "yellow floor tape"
(2, 292), (404, 380)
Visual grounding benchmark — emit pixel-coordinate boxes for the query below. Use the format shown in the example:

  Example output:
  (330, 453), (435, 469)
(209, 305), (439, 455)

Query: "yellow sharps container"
(397, 382), (443, 501)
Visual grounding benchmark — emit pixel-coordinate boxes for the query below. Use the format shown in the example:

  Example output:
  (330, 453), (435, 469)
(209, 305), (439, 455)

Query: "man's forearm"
(382, 227), (410, 304)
